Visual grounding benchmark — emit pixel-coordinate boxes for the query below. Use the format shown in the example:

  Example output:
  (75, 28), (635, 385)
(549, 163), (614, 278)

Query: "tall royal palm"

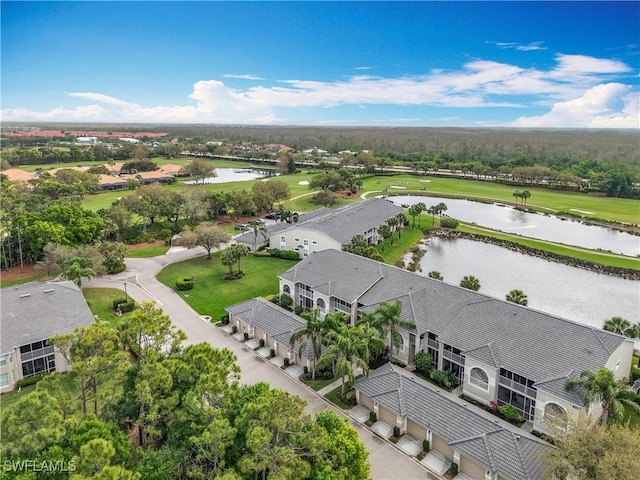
(565, 367), (640, 425)
(371, 300), (416, 359)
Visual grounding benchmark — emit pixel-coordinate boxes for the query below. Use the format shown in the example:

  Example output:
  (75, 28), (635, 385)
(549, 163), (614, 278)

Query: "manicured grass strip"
(458, 224), (640, 271)
(302, 376), (338, 392)
(324, 383), (355, 410)
(82, 287), (134, 326)
(0, 274), (47, 288)
(125, 245), (170, 258)
(377, 226), (425, 265)
(156, 253), (298, 319)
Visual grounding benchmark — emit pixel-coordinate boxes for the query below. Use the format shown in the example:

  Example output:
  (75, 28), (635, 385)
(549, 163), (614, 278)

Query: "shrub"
(413, 352), (434, 373)
(323, 371), (333, 379)
(16, 373), (47, 388)
(119, 301), (135, 313)
(252, 249), (272, 257)
(343, 389), (356, 403)
(175, 277), (194, 291)
(303, 366), (308, 374)
(369, 412), (377, 423)
(243, 332), (249, 341)
(259, 339), (265, 348)
(422, 439), (429, 452)
(294, 305), (303, 315)
(393, 426), (400, 438)
(279, 294), (293, 309)
(268, 248), (282, 257)
(113, 298), (128, 309)
(281, 250), (300, 260)
(498, 404), (524, 423)
(450, 463), (458, 476)
(265, 294), (279, 303)
(284, 358), (290, 366)
(220, 313), (229, 324)
(270, 349), (276, 358)
(440, 217), (459, 229)
(430, 369), (453, 389)
(232, 326), (238, 334)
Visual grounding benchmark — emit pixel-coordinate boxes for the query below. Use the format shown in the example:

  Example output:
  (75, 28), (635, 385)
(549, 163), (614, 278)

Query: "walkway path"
(84, 247), (433, 480)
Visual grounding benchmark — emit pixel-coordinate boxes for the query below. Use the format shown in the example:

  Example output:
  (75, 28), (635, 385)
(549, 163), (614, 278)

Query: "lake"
(413, 237), (640, 328)
(388, 195), (640, 256)
(183, 168), (269, 184)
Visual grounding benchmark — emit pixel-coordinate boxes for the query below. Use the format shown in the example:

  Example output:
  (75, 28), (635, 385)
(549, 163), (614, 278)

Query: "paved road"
(85, 247), (433, 480)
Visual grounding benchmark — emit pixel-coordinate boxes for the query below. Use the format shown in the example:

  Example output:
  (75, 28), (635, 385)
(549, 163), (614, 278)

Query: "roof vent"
(494, 419), (499, 424)
(516, 435), (521, 441)
(43, 289), (54, 294)
(20, 293), (31, 298)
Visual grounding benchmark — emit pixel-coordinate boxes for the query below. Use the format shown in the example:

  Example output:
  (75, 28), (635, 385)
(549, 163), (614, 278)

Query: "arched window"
(316, 298), (326, 310)
(283, 285), (291, 294)
(544, 403), (568, 429)
(469, 367), (489, 390)
(397, 335), (405, 352)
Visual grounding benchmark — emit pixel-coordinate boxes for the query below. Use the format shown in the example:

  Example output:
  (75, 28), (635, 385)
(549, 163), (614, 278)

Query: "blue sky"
(2, 1), (638, 128)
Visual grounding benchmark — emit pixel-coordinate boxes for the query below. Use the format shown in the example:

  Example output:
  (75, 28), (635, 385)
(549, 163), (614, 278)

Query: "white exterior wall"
(605, 338), (635, 380)
(0, 351), (17, 392)
(533, 389), (582, 435)
(462, 357), (499, 405)
(269, 228), (340, 258)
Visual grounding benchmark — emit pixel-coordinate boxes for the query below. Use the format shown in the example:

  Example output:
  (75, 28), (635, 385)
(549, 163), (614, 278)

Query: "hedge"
(440, 217), (459, 229)
(16, 373), (48, 388)
(175, 277), (195, 291)
(280, 250), (300, 260)
(119, 301), (136, 313)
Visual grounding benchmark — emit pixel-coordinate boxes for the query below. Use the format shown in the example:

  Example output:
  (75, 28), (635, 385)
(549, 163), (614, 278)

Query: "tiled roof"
(236, 208), (331, 245)
(281, 249), (628, 384)
(0, 281), (95, 354)
(355, 364), (550, 480)
(275, 198), (404, 245)
(534, 371), (586, 405)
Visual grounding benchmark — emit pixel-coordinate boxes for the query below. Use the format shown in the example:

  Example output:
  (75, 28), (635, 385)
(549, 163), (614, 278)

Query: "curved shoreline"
(425, 228), (640, 281)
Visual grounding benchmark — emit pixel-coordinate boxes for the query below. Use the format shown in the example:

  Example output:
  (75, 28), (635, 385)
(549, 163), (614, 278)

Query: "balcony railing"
(442, 349), (464, 365)
(20, 346), (54, 361)
(427, 338), (439, 350)
(499, 375), (537, 398)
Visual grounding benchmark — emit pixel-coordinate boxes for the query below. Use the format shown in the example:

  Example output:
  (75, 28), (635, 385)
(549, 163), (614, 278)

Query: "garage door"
(460, 456), (486, 480)
(379, 406), (397, 427)
(432, 435), (454, 460)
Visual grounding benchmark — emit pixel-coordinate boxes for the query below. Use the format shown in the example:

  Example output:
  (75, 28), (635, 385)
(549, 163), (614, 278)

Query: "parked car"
(234, 223), (248, 231)
(264, 213), (276, 220)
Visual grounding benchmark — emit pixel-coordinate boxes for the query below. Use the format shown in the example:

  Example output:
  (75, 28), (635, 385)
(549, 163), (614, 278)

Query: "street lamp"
(124, 282), (128, 302)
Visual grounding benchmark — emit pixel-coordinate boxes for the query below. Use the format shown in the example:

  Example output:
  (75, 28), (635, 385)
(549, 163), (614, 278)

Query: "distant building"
(76, 136), (98, 145)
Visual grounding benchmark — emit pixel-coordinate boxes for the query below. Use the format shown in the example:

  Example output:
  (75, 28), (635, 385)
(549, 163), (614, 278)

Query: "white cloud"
(222, 74), (264, 80)
(493, 41), (547, 51)
(510, 83), (639, 128)
(353, 66), (372, 70)
(2, 54), (637, 128)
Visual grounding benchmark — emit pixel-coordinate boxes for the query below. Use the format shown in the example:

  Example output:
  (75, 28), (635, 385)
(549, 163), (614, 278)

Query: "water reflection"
(183, 168), (269, 184)
(388, 195), (640, 256)
(417, 237), (640, 327)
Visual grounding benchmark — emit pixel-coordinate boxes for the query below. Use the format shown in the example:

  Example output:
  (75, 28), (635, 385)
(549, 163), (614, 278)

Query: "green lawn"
(156, 252), (298, 319)
(376, 226), (425, 265)
(82, 287), (134, 326)
(324, 383), (355, 410)
(125, 245), (170, 258)
(301, 375), (338, 391)
(1, 273), (48, 288)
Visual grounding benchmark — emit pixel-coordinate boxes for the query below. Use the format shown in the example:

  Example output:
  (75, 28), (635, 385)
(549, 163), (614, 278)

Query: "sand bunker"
(298, 181), (310, 185)
(419, 180), (431, 183)
(389, 186), (407, 189)
(569, 208), (595, 215)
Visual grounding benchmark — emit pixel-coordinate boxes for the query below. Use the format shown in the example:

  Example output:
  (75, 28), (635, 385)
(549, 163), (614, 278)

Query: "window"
(316, 298), (326, 310)
(544, 403), (568, 429)
(0, 373), (8, 388)
(280, 236), (286, 242)
(294, 238), (300, 242)
(398, 335), (405, 352)
(283, 285), (291, 294)
(469, 367), (489, 390)
(0, 355), (7, 367)
(303, 240), (309, 246)
(312, 240), (318, 245)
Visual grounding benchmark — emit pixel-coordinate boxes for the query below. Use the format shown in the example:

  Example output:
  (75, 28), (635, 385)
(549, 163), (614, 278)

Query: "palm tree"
(232, 244), (249, 273)
(436, 202), (448, 220)
(416, 202), (426, 227)
(247, 220), (268, 252)
(408, 204), (422, 228)
(290, 309), (325, 380)
(321, 324), (371, 395)
(371, 300), (416, 359)
(395, 213), (407, 238)
(428, 271), (443, 280)
(62, 257), (96, 287)
(506, 289), (528, 306)
(377, 224), (392, 250)
(603, 317), (632, 336)
(512, 190), (522, 205)
(275, 204), (290, 223)
(521, 190), (531, 206)
(221, 248), (236, 276)
(386, 216), (399, 240)
(460, 275), (481, 291)
(427, 205), (438, 227)
(565, 367), (640, 425)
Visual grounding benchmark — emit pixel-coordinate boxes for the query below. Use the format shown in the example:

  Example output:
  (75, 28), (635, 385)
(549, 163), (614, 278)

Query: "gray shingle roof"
(225, 298), (314, 357)
(236, 208), (332, 245)
(534, 371), (586, 405)
(0, 281), (95, 354)
(355, 364), (550, 480)
(272, 198), (404, 245)
(281, 249), (628, 385)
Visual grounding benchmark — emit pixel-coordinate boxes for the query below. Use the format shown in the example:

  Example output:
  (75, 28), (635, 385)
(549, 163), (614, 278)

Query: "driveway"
(85, 247), (433, 480)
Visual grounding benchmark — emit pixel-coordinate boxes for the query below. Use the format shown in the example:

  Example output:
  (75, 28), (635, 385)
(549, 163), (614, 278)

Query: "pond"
(413, 237), (640, 329)
(183, 168), (270, 184)
(388, 195), (640, 257)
